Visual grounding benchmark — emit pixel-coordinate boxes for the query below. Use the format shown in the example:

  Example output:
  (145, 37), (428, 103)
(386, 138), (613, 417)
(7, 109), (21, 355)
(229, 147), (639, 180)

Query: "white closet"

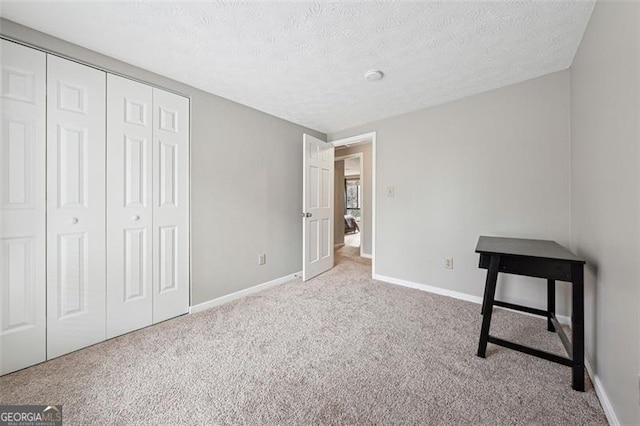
(0, 39), (190, 375)
(0, 39), (47, 374)
(46, 54), (107, 359)
(106, 74), (154, 338)
(151, 88), (190, 324)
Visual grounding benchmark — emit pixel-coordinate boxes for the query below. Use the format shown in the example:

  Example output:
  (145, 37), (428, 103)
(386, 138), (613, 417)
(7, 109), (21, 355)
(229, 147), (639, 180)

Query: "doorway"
(301, 131), (376, 281)
(335, 153), (364, 256)
(330, 132), (375, 276)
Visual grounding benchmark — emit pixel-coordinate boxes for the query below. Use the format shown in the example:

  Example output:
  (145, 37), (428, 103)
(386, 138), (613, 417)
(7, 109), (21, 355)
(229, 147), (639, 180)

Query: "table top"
(476, 236), (585, 264)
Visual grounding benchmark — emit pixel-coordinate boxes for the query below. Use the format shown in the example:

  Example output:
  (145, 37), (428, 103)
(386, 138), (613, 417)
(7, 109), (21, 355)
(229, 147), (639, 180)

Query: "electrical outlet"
(258, 254), (266, 265)
(445, 258), (453, 269)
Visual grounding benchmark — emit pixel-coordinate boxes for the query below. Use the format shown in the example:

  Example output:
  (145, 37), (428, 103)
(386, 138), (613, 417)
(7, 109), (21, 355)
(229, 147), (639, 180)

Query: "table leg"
(477, 255), (500, 358)
(547, 279), (556, 332)
(481, 277), (489, 315)
(571, 264), (585, 392)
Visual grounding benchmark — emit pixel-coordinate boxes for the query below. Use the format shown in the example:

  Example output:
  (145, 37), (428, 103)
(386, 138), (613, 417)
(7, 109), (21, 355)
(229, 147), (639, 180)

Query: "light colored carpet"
(0, 248), (606, 425)
(345, 231), (360, 248)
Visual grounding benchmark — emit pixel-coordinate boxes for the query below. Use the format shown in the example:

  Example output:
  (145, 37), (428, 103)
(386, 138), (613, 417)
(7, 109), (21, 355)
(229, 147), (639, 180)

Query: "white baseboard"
(373, 273), (483, 304)
(190, 271), (301, 314)
(334, 243), (345, 248)
(361, 252), (372, 259)
(373, 273), (617, 423)
(555, 313), (572, 325)
(585, 356), (620, 426)
(372, 273), (571, 324)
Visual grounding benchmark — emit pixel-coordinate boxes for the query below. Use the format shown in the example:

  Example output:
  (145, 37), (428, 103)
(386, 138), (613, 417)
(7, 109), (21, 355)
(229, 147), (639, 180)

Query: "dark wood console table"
(475, 236), (586, 391)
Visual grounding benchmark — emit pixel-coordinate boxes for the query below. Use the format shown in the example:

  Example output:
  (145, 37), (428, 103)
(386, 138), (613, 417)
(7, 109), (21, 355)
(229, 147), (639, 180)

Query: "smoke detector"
(365, 70), (384, 82)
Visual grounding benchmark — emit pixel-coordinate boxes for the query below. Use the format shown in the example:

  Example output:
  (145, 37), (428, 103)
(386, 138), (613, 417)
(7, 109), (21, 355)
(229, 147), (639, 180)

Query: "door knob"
(71, 217), (79, 224)
(132, 215), (140, 221)
(302, 212), (312, 218)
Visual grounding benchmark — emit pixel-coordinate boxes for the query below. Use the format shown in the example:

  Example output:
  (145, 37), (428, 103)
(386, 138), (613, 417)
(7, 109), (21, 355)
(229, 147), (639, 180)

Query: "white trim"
(335, 152), (365, 258)
(374, 273), (482, 304)
(189, 271), (301, 314)
(373, 273), (572, 324)
(331, 131), (376, 148)
(372, 133), (376, 277)
(331, 132), (377, 277)
(360, 253), (373, 259)
(585, 356), (620, 426)
(555, 314), (572, 326)
(188, 96), (193, 311)
(334, 243), (345, 248)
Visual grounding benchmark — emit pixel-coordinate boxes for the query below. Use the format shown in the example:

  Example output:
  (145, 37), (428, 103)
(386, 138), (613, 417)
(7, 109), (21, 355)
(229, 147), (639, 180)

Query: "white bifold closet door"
(46, 55), (106, 359)
(106, 75), (153, 338)
(0, 40), (47, 375)
(152, 88), (189, 323)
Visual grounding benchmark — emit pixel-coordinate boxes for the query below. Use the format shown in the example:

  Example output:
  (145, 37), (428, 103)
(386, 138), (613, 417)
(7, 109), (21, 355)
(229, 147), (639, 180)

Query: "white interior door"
(0, 40), (46, 375)
(302, 134), (334, 281)
(46, 55), (106, 359)
(106, 74), (153, 338)
(152, 88), (189, 323)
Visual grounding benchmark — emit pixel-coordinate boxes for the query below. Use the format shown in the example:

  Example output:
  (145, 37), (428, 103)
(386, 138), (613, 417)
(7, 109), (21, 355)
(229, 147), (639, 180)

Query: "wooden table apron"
(474, 236), (586, 392)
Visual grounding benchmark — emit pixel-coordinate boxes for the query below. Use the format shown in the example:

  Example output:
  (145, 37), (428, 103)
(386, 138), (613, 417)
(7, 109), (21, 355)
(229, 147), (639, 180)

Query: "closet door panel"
(0, 40), (46, 375)
(152, 88), (189, 323)
(47, 55), (106, 359)
(106, 74), (153, 338)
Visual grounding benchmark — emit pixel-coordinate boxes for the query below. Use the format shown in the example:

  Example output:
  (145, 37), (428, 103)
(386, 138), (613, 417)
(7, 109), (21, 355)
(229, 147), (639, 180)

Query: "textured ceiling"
(0, 1), (594, 134)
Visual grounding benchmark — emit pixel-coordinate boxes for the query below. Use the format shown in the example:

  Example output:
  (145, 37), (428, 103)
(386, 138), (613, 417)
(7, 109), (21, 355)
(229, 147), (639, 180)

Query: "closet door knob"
(71, 217), (79, 224)
(132, 215), (140, 221)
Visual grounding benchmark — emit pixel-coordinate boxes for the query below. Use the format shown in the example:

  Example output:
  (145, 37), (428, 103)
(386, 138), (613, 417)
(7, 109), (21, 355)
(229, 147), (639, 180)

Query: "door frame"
(330, 132), (376, 277)
(335, 152), (365, 258)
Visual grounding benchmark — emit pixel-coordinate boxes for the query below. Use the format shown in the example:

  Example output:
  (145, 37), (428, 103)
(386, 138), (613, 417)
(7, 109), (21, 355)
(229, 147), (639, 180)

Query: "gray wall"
(570, 1), (639, 423)
(330, 71), (573, 314)
(0, 19), (326, 305)
(334, 161), (345, 245)
(335, 143), (373, 255)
